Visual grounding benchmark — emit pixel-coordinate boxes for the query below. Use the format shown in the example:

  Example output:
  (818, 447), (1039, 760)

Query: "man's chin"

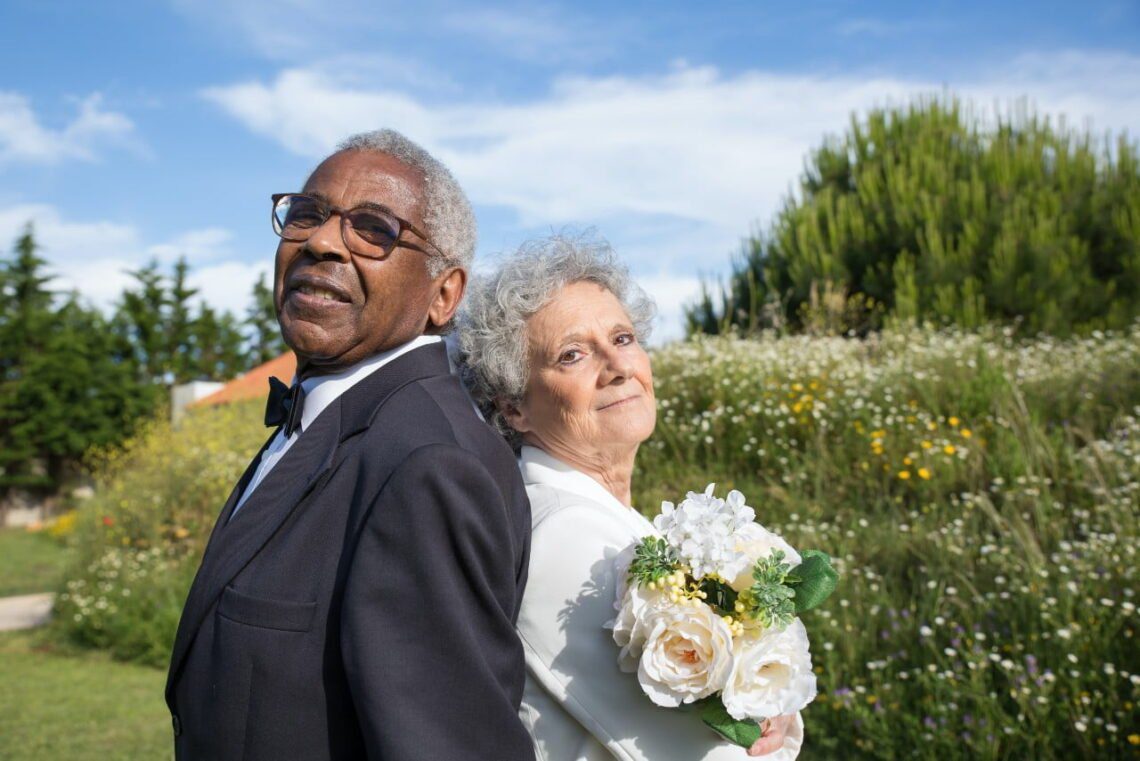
(281, 322), (353, 368)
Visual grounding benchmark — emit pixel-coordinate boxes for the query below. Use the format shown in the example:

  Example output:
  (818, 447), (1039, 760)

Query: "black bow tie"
(264, 376), (306, 437)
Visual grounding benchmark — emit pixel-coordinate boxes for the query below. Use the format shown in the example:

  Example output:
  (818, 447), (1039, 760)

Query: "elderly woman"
(460, 233), (803, 761)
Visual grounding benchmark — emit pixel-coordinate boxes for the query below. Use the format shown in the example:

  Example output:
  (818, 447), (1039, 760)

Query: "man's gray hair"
(458, 230), (656, 443)
(337, 129), (475, 276)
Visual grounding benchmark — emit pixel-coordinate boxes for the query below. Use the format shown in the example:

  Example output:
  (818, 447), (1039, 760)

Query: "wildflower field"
(638, 325), (1140, 758)
(54, 325), (1139, 758)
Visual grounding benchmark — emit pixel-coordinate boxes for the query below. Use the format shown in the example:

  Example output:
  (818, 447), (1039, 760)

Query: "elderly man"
(165, 130), (535, 761)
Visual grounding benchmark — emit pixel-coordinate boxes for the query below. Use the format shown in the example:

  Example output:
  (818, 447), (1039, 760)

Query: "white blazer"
(516, 446), (804, 761)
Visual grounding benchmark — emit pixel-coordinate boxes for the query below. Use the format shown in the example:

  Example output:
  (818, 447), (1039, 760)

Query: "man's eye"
(286, 208), (324, 228)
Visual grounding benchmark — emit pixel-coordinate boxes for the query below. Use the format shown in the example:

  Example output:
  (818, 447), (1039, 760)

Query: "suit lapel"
(167, 408), (340, 687)
(167, 342), (453, 691)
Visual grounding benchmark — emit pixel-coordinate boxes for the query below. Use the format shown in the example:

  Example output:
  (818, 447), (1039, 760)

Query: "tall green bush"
(688, 97), (1140, 336)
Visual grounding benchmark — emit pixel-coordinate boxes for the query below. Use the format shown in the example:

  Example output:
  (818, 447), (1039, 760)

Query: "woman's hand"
(747, 714), (795, 756)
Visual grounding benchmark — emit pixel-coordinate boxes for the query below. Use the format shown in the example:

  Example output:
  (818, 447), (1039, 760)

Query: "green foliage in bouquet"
(699, 698), (763, 749)
(741, 550), (797, 628)
(628, 536), (680, 587)
(787, 550), (839, 613)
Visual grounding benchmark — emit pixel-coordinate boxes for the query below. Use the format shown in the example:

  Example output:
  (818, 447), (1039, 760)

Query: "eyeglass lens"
(274, 195), (402, 256)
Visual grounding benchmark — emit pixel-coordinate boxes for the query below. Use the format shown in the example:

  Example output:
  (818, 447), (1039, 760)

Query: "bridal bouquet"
(609, 485), (838, 748)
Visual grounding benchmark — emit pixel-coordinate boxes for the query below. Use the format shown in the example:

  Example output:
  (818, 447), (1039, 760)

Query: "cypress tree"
(690, 97), (1140, 336)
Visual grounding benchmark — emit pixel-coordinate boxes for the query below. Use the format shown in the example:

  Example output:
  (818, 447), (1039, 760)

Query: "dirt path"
(0, 593), (53, 631)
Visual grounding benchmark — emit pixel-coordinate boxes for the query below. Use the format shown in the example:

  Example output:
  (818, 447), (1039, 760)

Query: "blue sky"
(2, 0), (1138, 341)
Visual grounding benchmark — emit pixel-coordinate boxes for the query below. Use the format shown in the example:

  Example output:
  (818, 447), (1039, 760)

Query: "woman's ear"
(427, 267), (467, 330)
(498, 397), (531, 434)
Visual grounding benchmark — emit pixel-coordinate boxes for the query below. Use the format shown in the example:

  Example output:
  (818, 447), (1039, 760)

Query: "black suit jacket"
(166, 343), (535, 760)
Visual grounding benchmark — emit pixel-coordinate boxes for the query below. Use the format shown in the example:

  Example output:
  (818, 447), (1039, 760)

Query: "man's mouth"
(294, 284), (347, 302)
(286, 275), (353, 307)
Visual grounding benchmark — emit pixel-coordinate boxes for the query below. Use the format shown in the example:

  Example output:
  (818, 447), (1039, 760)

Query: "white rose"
(611, 577), (669, 671)
(726, 522), (803, 593)
(722, 618), (818, 722)
(636, 601), (735, 707)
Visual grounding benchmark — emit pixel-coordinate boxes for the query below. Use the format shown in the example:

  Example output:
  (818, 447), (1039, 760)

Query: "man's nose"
(302, 215), (350, 262)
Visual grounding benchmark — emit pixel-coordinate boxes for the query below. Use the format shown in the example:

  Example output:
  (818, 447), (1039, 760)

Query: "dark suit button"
(172, 714), (182, 737)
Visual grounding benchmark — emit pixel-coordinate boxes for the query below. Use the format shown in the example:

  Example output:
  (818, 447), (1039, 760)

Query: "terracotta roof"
(192, 352), (296, 407)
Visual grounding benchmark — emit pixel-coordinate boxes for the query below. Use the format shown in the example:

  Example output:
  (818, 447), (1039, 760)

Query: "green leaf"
(698, 577), (738, 616)
(788, 549), (839, 613)
(628, 536), (679, 587)
(699, 697), (762, 748)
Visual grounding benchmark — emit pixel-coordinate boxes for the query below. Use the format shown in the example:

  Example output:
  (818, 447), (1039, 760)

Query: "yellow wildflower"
(961, 429), (973, 438)
(918, 468), (932, 480)
(898, 470), (911, 480)
(921, 440), (933, 449)
(927, 421), (937, 431)
(903, 456), (913, 466)
(949, 416), (960, 427)
(944, 444), (957, 455)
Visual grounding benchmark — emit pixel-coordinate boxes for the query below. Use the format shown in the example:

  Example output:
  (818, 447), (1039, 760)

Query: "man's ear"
(427, 267), (467, 330)
(498, 397), (531, 434)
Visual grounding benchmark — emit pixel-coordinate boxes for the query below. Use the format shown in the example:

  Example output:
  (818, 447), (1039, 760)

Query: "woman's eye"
(615, 333), (635, 346)
(559, 349), (583, 364)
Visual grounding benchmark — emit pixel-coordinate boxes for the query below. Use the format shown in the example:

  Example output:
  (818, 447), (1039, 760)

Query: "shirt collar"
(518, 444), (632, 512)
(294, 335), (442, 432)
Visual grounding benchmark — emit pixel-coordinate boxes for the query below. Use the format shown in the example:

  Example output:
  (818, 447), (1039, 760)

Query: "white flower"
(611, 575), (671, 671)
(654, 484), (758, 579)
(636, 600), (735, 707)
(726, 521), (803, 592)
(722, 618), (817, 721)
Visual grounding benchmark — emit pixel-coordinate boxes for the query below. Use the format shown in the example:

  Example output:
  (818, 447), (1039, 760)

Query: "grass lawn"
(0, 630), (169, 760)
(0, 528), (72, 597)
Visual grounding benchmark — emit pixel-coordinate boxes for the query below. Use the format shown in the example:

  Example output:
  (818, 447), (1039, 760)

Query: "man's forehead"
(303, 150), (423, 212)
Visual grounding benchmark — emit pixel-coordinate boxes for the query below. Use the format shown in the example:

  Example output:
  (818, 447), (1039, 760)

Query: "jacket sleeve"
(519, 499), (803, 761)
(340, 443), (534, 761)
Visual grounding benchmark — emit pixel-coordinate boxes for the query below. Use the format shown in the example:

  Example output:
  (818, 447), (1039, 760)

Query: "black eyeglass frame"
(270, 193), (444, 260)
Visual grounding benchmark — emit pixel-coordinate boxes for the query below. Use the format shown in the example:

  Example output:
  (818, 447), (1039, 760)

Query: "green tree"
(0, 225), (55, 487)
(167, 257), (199, 384)
(191, 304), (246, 381)
(113, 260), (170, 383)
(244, 272), (285, 365)
(689, 97), (1140, 336)
(0, 228), (153, 491)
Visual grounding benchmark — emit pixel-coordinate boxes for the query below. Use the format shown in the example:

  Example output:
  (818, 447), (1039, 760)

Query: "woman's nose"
(598, 346), (632, 384)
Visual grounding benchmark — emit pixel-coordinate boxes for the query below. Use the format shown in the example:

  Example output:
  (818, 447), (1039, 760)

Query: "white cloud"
(0, 93), (135, 166)
(441, 5), (612, 64)
(636, 273), (704, 344)
(202, 50), (1140, 236)
(201, 50), (1140, 335)
(0, 204), (259, 316)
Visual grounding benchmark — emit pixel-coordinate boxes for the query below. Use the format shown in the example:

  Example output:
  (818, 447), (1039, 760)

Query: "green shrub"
(51, 400), (264, 664)
(689, 97), (1140, 337)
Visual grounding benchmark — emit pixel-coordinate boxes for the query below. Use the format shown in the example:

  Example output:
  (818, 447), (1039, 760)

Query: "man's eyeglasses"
(271, 193), (442, 260)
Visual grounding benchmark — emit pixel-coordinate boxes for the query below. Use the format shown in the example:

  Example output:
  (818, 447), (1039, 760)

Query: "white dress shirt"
(516, 445), (804, 761)
(230, 335), (442, 520)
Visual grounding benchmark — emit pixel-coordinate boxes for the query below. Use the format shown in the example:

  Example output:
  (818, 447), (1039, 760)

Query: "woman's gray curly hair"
(458, 231), (656, 445)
